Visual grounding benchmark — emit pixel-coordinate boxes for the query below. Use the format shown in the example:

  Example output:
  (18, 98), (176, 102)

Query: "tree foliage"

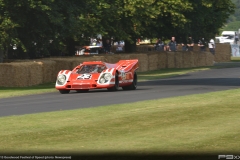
(0, 0), (235, 61)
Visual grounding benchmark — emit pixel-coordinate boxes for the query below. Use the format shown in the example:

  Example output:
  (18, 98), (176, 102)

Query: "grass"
(0, 89), (240, 153)
(0, 83), (56, 99)
(0, 67), (212, 99)
(137, 67), (211, 81)
(231, 57), (240, 62)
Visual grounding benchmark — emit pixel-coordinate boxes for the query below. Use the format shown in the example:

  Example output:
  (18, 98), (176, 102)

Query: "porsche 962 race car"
(55, 59), (139, 94)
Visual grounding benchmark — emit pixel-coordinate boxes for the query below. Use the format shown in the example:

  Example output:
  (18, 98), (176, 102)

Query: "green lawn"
(0, 89), (239, 153)
(231, 57), (240, 61)
(0, 83), (56, 99)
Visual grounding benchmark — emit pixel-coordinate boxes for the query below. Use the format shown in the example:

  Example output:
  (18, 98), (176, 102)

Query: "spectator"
(208, 38), (215, 55)
(235, 33), (239, 44)
(180, 37), (188, 51)
(167, 37), (177, 52)
(103, 39), (112, 53)
(155, 38), (165, 51)
(198, 37), (207, 52)
(116, 42), (124, 52)
(187, 36), (194, 51)
(96, 39), (102, 47)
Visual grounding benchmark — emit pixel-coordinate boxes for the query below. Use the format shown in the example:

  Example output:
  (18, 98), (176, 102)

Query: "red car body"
(55, 59), (139, 94)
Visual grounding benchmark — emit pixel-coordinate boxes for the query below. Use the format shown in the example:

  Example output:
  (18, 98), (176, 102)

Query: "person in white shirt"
(96, 39), (102, 47)
(208, 39), (215, 55)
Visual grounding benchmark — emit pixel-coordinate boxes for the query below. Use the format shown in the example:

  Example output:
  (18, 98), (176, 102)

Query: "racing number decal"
(77, 74), (92, 79)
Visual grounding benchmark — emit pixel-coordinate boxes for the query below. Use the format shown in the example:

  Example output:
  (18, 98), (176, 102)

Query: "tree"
(0, 0), (236, 62)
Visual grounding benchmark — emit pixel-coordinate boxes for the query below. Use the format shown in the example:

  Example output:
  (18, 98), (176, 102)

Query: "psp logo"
(218, 155), (240, 159)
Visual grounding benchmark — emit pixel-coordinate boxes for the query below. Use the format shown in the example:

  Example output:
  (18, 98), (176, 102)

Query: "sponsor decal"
(121, 71), (126, 80)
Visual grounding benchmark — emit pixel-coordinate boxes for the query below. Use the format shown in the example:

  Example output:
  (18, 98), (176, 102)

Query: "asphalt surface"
(0, 66), (240, 117)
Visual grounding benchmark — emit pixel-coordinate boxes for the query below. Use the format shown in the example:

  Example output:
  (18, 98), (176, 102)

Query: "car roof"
(82, 61), (105, 65)
(82, 46), (102, 49)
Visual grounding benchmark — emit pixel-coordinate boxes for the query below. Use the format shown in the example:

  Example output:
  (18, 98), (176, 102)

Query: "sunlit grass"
(0, 89), (240, 153)
(137, 67), (211, 81)
(231, 57), (240, 61)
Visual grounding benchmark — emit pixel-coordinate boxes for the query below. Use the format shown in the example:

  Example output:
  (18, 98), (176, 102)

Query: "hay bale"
(214, 43), (231, 62)
(215, 54), (231, 62)
(28, 62), (43, 86)
(215, 43), (231, 54)
(198, 52), (207, 66)
(182, 52), (193, 68)
(49, 58), (73, 77)
(104, 54), (123, 63)
(36, 60), (56, 83)
(193, 45), (200, 52)
(175, 52), (183, 68)
(158, 52), (167, 69)
(136, 45), (149, 52)
(193, 52), (200, 67)
(0, 62), (43, 87)
(148, 53), (159, 71)
(0, 63), (15, 87)
(129, 53), (148, 72)
(167, 52), (175, 68)
(206, 52), (214, 66)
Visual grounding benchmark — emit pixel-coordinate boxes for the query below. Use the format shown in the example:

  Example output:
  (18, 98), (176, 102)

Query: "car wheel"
(122, 72), (137, 90)
(107, 73), (119, 91)
(76, 89), (89, 93)
(59, 90), (70, 94)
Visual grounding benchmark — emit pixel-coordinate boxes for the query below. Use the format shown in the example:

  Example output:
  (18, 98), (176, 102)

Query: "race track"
(0, 67), (240, 117)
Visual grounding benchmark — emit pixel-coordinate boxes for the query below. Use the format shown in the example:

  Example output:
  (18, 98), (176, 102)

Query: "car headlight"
(57, 74), (66, 85)
(99, 77), (106, 84)
(104, 73), (112, 81)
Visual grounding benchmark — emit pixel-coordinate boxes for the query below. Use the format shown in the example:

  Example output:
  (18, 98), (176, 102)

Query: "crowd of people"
(90, 36), (216, 55)
(154, 36), (216, 55)
(90, 38), (113, 53)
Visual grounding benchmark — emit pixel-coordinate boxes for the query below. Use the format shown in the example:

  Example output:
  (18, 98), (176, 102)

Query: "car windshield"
(222, 35), (234, 39)
(77, 64), (106, 74)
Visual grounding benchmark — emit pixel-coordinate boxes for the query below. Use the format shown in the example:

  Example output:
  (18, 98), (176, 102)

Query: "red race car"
(55, 59), (139, 94)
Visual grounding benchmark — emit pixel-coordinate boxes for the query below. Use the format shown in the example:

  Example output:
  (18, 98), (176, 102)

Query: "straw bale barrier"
(104, 54), (121, 63)
(38, 60), (56, 83)
(129, 53), (148, 72)
(136, 45), (154, 52)
(45, 58), (77, 77)
(158, 52), (167, 69)
(191, 43), (231, 62)
(175, 52), (183, 68)
(198, 52), (207, 67)
(206, 52), (214, 66)
(182, 52), (194, 68)
(166, 52), (175, 68)
(0, 51), (214, 87)
(148, 53), (159, 71)
(193, 52), (200, 67)
(214, 43), (231, 62)
(0, 62), (42, 87)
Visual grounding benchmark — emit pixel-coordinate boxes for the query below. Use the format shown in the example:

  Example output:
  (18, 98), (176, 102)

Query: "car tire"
(122, 72), (137, 90)
(59, 90), (70, 94)
(76, 89), (89, 93)
(107, 73), (119, 91)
